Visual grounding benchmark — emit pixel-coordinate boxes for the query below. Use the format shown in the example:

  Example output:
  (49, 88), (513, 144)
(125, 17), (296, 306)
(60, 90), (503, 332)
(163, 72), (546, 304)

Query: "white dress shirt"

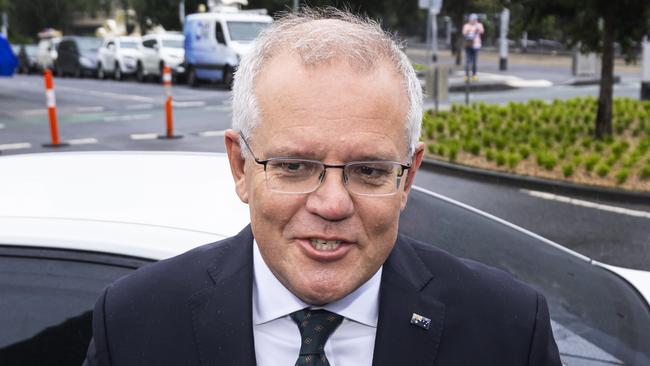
(252, 240), (381, 366)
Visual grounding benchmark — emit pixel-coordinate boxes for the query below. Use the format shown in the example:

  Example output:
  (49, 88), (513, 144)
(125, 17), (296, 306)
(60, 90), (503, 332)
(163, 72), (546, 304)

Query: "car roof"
(186, 11), (273, 23)
(0, 151), (249, 259)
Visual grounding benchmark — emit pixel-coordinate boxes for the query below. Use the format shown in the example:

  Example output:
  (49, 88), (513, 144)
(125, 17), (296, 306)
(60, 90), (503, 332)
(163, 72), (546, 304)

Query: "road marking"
(56, 85), (156, 103)
(173, 100), (206, 108)
(198, 130), (226, 137)
(67, 137), (98, 145)
(76, 106), (105, 113)
(21, 109), (47, 116)
(130, 133), (158, 140)
(126, 104), (154, 110)
(104, 114), (152, 122)
(522, 189), (650, 219)
(204, 105), (231, 112)
(0, 123), (4, 129)
(0, 142), (32, 150)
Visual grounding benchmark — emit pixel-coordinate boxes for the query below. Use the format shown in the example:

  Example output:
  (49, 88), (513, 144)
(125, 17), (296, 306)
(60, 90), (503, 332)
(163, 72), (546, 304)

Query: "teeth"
(309, 239), (343, 251)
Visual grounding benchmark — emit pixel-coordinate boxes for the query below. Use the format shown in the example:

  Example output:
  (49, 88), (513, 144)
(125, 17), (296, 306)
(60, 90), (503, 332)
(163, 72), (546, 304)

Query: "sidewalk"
(407, 45), (641, 101)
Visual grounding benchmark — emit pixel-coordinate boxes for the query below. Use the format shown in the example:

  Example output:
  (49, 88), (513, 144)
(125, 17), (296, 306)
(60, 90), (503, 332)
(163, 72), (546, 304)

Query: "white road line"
(522, 189), (650, 219)
(0, 123), (4, 129)
(126, 104), (154, 110)
(76, 106), (105, 113)
(203, 105), (231, 112)
(56, 85), (155, 103)
(21, 109), (47, 116)
(104, 114), (152, 122)
(173, 100), (206, 108)
(0, 142), (32, 150)
(198, 130), (226, 137)
(67, 138), (98, 145)
(130, 133), (158, 140)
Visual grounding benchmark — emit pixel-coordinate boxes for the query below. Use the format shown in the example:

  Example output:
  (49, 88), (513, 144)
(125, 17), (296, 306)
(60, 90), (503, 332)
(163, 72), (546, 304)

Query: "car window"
(119, 41), (139, 49)
(161, 39), (183, 49)
(142, 39), (156, 48)
(215, 22), (226, 44)
(76, 38), (101, 52)
(0, 247), (150, 366)
(226, 21), (270, 42)
(399, 189), (650, 365)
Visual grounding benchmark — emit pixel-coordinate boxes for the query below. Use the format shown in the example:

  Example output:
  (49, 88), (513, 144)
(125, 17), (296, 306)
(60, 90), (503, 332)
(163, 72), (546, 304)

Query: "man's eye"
(281, 162), (306, 171)
(353, 164), (391, 177)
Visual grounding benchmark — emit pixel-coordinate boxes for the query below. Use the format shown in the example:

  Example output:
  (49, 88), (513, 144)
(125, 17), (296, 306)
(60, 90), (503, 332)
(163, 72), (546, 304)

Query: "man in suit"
(84, 8), (561, 366)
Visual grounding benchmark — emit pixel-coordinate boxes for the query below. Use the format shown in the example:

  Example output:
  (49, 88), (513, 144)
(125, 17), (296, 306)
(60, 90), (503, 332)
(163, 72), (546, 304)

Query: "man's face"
(226, 52), (424, 305)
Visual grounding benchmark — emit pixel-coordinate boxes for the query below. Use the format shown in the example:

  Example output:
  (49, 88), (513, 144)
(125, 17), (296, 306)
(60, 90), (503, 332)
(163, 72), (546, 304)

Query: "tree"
(511, 0), (650, 139)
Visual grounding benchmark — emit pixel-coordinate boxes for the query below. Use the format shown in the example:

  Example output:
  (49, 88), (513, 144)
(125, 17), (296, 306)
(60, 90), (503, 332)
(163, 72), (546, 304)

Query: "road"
(1, 73), (648, 270)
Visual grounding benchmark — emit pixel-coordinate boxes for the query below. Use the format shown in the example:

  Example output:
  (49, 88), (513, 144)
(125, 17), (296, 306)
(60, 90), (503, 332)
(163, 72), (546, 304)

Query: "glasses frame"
(238, 132), (412, 196)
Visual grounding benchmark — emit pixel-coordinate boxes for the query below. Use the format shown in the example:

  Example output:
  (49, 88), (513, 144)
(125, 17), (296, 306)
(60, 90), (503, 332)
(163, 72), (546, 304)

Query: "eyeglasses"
(239, 132), (411, 196)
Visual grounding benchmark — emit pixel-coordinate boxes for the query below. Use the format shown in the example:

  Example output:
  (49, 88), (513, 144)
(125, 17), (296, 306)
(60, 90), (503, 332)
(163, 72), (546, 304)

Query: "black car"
(55, 36), (102, 78)
(16, 44), (39, 74)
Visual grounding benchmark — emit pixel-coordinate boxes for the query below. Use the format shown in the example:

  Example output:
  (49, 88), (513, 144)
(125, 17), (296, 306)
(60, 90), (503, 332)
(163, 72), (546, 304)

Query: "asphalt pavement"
(0, 57), (648, 271)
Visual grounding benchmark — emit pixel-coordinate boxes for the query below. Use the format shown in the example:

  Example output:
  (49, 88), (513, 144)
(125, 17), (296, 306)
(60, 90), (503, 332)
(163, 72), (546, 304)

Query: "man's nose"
(304, 169), (354, 221)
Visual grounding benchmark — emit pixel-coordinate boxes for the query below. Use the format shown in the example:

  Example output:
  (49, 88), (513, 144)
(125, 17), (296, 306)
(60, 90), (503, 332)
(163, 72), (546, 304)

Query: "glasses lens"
(345, 162), (401, 195)
(265, 159), (323, 193)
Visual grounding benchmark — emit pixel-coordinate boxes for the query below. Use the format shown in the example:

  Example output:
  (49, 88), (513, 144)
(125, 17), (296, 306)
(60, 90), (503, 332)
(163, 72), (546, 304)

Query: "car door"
(0, 246), (151, 365)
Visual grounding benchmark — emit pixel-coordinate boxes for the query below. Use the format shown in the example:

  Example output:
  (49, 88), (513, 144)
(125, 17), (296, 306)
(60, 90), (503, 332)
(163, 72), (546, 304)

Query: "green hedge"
(422, 97), (650, 187)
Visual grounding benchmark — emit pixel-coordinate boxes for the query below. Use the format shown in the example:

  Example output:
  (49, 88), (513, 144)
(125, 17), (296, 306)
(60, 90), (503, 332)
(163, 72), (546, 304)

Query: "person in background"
(462, 13), (484, 81)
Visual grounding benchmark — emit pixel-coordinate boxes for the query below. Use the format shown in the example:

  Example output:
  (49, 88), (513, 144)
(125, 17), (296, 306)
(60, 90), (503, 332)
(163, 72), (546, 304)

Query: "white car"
(136, 33), (185, 82)
(36, 37), (61, 72)
(96, 36), (141, 80)
(0, 151), (648, 365)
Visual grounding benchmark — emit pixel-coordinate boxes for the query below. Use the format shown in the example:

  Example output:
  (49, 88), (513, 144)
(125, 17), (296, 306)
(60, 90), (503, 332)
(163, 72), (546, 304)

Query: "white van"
(183, 10), (272, 87)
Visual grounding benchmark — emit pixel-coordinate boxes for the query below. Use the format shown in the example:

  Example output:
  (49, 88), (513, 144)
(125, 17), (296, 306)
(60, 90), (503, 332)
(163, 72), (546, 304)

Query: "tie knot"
(290, 309), (343, 357)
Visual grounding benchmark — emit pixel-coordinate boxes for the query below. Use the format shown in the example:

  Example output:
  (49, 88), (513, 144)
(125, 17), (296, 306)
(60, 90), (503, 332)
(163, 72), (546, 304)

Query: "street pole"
(179, 1), (185, 26)
(499, 8), (509, 71)
(293, 0), (299, 12)
(642, 36), (650, 101)
(444, 16), (451, 46)
(431, 9), (438, 62)
(1, 12), (7, 36)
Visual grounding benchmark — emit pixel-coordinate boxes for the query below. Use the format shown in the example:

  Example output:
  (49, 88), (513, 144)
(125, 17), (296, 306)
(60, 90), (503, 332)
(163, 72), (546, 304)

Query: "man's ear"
(400, 141), (425, 210)
(225, 129), (249, 203)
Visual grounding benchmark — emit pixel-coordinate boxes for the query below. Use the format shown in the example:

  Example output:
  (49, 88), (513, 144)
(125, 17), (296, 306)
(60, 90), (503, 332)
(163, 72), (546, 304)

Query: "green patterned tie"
(290, 309), (343, 366)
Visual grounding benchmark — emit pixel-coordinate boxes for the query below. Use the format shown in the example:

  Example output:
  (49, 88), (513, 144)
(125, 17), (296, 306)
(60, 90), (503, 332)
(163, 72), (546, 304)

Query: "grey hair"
(231, 7), (422, 158)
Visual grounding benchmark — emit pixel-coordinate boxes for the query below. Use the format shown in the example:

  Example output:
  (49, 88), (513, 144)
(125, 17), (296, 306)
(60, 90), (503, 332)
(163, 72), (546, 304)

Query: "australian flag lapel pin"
(410, 313), (431, 330)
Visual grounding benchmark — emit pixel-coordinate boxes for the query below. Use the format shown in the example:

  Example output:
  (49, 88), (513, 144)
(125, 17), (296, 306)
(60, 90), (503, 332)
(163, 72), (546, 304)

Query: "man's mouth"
(309, 239), (343, 251)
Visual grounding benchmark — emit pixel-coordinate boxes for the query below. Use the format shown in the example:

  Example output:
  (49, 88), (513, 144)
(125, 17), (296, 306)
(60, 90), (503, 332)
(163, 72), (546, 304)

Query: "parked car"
(184, 10), (272, 87)
(0, 151), (648, 365)
(137, 32), (185, 82)
(36, 37), (61, 72)
(16, 44), (39, 74)
(96, 36), (141, 80)
(54, 36), (102, 78)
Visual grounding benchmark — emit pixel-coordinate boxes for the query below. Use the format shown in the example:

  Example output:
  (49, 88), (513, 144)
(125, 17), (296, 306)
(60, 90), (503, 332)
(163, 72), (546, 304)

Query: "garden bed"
(421, 97), (650, 192)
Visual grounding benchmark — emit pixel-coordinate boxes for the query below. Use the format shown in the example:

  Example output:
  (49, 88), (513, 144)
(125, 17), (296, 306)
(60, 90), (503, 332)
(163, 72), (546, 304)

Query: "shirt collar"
(252, 239), (381, 328)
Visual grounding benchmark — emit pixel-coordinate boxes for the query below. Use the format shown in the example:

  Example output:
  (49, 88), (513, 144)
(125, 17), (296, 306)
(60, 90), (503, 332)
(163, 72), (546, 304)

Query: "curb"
(421, 158), (650, 205)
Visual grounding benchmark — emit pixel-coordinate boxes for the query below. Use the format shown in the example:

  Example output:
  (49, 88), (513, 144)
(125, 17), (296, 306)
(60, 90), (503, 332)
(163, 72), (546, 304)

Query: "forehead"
(252, 52), (409, 159)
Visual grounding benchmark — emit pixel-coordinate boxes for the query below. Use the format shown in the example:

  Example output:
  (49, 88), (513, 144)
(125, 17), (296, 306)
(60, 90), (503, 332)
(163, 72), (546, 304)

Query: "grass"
(422, 96), (650, 191)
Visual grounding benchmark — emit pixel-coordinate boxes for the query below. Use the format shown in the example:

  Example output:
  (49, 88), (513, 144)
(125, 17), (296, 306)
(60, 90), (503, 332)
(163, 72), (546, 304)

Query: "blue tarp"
(0, 34), (17, 76)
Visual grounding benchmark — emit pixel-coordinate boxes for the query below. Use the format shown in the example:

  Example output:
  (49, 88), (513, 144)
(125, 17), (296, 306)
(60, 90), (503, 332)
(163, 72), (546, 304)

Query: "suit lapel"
(188, 226), (257, 366)
(372, 236), (446, 366)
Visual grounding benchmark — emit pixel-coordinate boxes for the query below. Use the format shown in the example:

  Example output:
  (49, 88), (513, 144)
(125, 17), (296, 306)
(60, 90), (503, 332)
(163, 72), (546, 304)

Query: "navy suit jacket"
(84, 225), (561, 365)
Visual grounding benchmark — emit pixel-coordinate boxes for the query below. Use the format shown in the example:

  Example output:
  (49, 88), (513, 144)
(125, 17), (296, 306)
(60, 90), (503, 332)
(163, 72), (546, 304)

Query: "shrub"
(537, 152), (558, 171)
(640, 164), (650, 180)
(507, 153), (521, 169)
(486, 149), (495, 161)
(496, 152), (507, 166)
(427, 143), (436, 154)
(585, 155), (600, 172)
(596, 164), (610, 178)
(562, 163), (575, 178)
(448, 143), (460, 161)
(615, 168), (630, 185)
(519, 145), (531, 159)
